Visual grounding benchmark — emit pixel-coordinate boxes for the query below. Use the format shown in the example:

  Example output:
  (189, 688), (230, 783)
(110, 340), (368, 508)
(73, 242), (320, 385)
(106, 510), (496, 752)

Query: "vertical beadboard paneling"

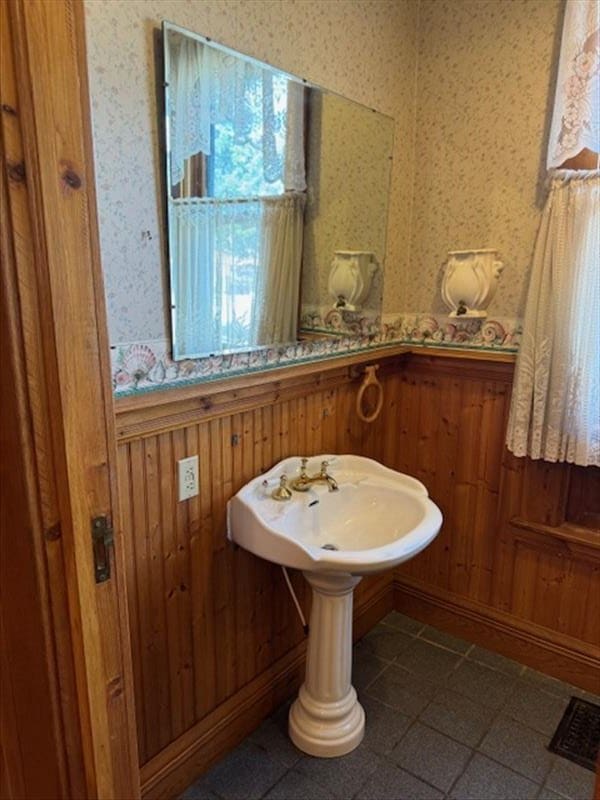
(117, 370), (392, 764)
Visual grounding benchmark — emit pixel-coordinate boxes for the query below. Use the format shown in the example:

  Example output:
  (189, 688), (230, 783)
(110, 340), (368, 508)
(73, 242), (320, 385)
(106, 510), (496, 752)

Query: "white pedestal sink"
(227, 455), (442, 758)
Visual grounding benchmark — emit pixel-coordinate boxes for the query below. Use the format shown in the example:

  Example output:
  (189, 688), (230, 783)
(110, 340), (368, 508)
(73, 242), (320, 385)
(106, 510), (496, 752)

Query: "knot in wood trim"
(45, 522), (62, 541)
(62, 167), (82, 190)
(7, 160), (26, 183)
(1, 103), (17, 116)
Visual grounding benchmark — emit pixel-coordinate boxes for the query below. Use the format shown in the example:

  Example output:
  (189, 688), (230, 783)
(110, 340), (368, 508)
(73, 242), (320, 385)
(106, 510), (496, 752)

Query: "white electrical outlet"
(178, 455), (199, 501)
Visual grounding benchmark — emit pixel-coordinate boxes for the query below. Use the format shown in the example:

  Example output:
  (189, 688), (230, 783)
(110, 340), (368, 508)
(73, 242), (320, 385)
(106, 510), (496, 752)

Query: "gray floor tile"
(355, 760), (444, 799)
(390, 722), (471, 792)
(468, 645), (525, 676)
(200, 741), (287, 800)
(446, 659), (517, 709)
(504, 680), (570, 736)
(420, 688), (496, 747)
(264, 769), (335, 799)
(179, 782), (221, 800)
(449, 753), (539, 799)
(544, 757), (595, 800)
(381, 611), (425, 635)
(353, 649), (388, 691)
(522, 668), (600, 702)
(366, 664), (438, 717)
(360, 694), (411, 754)
(536, 788), (565, 800)
(584, 689), (600, 705)
(394, 638), (462, 682)
(249, 716), (302, 768)
(295, 747), (382, 799)
(479, 714), (555, 783)
(355, 623), (414, 662)
(418, 625), (472, 654)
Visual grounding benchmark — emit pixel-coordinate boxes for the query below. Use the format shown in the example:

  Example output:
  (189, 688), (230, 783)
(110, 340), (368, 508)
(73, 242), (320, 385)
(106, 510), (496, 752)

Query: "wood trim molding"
(116, 346), (411, 414)
(401, 350), (515, 382)
(115, 349), (410, 441)
(140, 581), (393, 800)
(406, 346), (516, 364)
(394, 578), (600, 692)
(114, 347), (516, 441)
(510, 517), (600, 560)
(2, 0), (140, 795)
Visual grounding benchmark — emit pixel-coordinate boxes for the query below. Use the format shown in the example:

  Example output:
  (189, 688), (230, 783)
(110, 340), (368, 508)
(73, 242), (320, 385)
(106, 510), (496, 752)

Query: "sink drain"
(321, 543), (338, 551)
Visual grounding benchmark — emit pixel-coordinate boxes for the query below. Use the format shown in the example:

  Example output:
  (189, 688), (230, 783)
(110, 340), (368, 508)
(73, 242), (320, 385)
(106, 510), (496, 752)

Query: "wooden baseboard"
(394, 578), (600, 693)
(141, 580), (393, 800)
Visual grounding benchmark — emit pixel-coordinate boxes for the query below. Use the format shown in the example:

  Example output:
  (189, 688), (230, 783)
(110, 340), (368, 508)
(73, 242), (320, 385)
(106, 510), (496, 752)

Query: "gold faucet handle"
(272, 474), (292, 501)
(300, 457), (309, 476)
(320, 460), (329, 474)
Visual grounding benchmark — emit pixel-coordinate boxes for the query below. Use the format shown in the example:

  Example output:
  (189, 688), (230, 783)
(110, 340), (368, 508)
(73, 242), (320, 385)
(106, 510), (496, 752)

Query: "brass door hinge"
(91, 515), (114, 583)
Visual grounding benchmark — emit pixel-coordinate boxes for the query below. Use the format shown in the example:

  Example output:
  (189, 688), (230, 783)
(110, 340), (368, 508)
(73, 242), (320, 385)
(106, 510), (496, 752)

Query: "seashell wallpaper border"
(111, 312), (521, 396)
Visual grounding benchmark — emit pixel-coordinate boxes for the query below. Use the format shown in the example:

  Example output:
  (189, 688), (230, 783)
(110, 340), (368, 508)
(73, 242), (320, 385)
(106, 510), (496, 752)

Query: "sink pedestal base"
(289, 571), (364, 758)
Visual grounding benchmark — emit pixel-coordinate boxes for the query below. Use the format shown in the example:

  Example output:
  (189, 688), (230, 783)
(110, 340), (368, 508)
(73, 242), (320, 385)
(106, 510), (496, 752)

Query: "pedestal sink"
(227, 455), (442, 758)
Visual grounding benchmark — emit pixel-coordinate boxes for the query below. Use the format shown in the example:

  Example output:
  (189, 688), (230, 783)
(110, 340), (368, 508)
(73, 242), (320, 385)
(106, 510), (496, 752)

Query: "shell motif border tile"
(110, 313), (521, 396)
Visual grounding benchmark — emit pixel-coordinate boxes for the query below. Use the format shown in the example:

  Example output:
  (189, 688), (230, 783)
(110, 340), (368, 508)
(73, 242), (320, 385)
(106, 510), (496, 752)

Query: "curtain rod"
(171, 193), (305, 205)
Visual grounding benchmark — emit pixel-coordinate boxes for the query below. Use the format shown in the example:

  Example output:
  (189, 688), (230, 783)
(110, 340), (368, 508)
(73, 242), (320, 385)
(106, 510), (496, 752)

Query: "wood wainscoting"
(114, 347), (600, 798)
(385, 353), (600, 691)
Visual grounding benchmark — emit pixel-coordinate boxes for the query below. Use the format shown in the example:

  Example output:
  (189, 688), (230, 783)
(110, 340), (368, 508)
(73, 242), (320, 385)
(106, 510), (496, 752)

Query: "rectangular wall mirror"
(163, 22), (394, 361)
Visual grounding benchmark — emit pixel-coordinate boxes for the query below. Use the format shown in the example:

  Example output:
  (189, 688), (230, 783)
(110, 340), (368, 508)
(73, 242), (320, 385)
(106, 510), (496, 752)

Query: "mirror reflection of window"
(166, 26), (307, 358)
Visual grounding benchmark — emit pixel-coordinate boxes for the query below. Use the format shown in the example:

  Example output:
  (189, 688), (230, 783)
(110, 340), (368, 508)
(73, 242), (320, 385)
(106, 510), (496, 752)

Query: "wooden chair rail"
(114, 346), (516, 440)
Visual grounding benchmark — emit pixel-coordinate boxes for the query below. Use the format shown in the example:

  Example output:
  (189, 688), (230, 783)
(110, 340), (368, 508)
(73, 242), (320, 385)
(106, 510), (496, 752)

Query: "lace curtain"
(171, 196), (305, 356)
(547, 0), (599, 168)
(171, 199), (264, 356)
(169, 33), (305, 190)
(506, 172), (599, 466)
(168, 32), (307, 359)
(254, 194), (306, 344)
(507, 0), (600, 467)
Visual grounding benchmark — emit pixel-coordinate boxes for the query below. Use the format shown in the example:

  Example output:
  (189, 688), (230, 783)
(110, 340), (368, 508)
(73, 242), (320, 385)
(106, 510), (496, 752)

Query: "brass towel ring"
(356, 364), (384, 423)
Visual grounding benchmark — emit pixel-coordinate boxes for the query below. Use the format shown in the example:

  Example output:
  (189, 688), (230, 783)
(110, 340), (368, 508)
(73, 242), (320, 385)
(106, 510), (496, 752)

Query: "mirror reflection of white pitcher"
(328, 251), (378, 312)
(441, 249), (504, 318)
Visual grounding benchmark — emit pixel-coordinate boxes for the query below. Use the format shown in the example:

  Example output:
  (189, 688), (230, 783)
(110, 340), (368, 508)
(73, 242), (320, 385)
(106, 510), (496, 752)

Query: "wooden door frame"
(1, 0), (139, 797)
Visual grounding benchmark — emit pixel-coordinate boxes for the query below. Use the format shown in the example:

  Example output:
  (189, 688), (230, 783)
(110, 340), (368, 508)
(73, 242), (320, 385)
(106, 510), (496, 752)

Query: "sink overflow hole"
(308, 500), (319, 507)
(321, 543), (338, 551)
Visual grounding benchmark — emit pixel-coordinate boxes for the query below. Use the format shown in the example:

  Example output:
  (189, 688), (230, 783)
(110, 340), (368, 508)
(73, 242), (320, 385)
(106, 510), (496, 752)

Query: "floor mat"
(548, 696), (600, 771)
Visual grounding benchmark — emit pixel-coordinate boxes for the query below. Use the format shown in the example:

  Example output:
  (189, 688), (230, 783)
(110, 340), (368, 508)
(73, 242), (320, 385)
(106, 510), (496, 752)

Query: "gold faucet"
(290, 458), (338, 492)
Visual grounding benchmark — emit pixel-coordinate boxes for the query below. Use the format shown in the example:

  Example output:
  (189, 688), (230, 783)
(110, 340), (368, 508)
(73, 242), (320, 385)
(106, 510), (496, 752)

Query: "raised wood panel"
(387, 362), (514, 607)
(391, 354), (600, 684)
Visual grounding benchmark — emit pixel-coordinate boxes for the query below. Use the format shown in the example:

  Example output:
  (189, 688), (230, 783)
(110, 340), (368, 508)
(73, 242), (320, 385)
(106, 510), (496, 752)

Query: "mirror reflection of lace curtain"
(169, 33), (305, 190)
(171, 200), (264, 356)
(254, 194), (306, 344)
(167, 30), (307, 359)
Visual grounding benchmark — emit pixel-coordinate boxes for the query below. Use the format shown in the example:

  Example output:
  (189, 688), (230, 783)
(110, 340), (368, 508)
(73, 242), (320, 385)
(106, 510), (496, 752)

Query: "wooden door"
(1, 0), (139, 797)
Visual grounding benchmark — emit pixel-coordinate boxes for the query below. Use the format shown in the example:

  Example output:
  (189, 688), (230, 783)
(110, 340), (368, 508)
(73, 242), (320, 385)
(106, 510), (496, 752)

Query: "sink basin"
(227, 454), (442, 759)
(227, 455), (442, 575)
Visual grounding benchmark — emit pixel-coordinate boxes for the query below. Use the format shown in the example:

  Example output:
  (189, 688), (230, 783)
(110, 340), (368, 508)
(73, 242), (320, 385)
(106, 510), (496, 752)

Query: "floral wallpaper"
(402, 0), (564, 317)
(84, 0), (418, 346)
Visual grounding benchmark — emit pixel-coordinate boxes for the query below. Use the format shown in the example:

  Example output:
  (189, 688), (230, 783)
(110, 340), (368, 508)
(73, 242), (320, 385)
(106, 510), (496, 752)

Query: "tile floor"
(181, 612), (599, 800)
